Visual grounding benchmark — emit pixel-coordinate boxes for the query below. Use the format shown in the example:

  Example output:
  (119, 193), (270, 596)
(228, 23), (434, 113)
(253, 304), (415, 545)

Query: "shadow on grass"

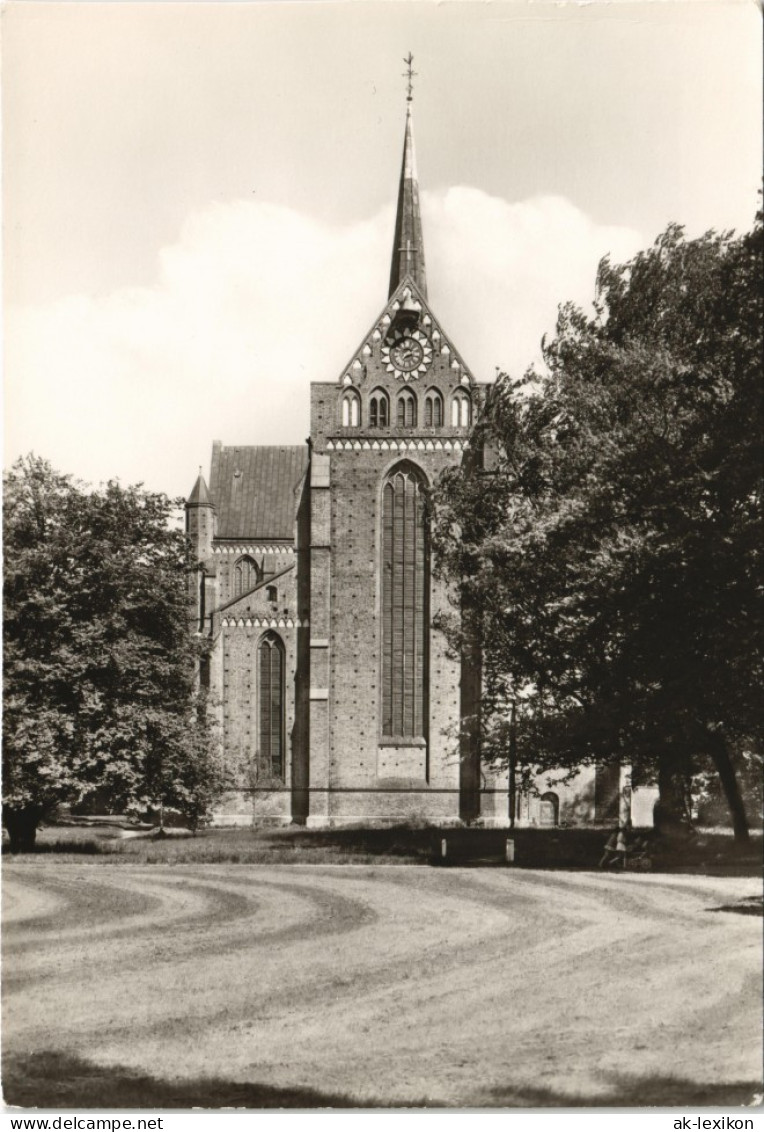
(3, 825), (762, 875)
(2, 1051), (402, 1109)
(708, 895), (763, 917)
(476, 1074), (764, 1108)
(2, 840), (110, 857)
(4, 1052), (762, 1110)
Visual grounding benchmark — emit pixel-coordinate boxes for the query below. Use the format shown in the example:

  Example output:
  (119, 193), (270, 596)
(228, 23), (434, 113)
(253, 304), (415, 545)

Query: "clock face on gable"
(381, 326), (433, 380)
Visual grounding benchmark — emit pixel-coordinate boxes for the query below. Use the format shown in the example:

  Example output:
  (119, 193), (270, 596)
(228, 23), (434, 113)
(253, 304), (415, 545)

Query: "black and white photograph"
(2, 0), (762, 1116)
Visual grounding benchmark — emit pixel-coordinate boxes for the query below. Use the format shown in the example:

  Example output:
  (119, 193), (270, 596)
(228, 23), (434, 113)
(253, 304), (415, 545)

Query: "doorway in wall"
(538, 791), (559, 827)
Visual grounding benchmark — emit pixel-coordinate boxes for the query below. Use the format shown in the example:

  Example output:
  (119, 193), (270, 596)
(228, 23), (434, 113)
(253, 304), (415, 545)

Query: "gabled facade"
(304, 261), (494, 825)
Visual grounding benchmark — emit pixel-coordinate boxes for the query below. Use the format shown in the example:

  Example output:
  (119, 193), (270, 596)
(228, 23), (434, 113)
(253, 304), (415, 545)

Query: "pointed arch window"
(397, 391), (417, 429)
(381, 464), (429, 740)
(369, 389), (389, 428)
(234, 555), (259, 597)
(258, 632), (285, 779)
(451, 390), (471, 428)
(424, 389), (443, 428)
(341, 391), (361, 428)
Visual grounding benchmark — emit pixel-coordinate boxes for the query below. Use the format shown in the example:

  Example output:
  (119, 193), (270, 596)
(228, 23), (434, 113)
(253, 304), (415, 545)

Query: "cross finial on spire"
(403, 52), (417, 102)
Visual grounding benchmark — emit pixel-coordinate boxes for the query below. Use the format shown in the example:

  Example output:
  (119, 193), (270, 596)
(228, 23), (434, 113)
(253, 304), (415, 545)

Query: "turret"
(185, 468), (215, 561)
(185, 468), (215, 634)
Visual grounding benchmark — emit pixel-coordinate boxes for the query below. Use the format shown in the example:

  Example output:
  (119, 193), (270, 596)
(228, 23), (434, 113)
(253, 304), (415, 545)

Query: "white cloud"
(5, 190), (642, 497)
(427, 188), (643, 378)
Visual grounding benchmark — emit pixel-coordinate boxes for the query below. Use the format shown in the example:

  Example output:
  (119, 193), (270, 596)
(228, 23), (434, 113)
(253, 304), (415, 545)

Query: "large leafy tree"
(431, 216), (762, 841)
(3, 456), (225, 849)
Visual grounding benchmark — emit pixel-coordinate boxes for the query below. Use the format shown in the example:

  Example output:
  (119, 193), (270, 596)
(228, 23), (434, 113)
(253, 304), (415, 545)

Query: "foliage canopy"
(431, 216), (763, 838)
(3, 457), (225, 847)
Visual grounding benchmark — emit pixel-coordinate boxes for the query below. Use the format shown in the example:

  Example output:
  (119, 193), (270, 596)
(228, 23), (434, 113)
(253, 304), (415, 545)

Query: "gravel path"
(3, 863), (761, 1108)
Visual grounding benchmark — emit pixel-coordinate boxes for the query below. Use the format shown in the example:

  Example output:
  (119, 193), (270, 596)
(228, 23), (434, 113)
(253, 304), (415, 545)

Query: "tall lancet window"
(381, 463), (429, 740)
(341, 391), (360, 427)
(258, 632), (285, 779)
(451, 390), (471, 428)
(369, 389), (389, 428)
(424, 389), (443, 427)
(397, 391), (417, 428)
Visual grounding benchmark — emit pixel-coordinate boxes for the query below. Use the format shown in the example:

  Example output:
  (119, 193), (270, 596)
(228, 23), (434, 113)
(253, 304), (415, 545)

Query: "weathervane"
(403, 52), (417, 102)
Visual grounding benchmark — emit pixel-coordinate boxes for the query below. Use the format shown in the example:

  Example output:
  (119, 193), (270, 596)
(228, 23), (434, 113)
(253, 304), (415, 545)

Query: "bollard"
(505, 838), (515, 864)
(441, 838), (448, 860)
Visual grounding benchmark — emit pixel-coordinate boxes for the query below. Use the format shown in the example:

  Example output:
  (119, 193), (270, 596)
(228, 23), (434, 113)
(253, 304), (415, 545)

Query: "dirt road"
(3, 863), (761, 1107)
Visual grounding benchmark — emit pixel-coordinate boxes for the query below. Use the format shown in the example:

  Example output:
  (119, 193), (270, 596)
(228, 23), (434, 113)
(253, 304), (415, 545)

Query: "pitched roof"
(186, 472), (212, 506)
(209, 444), (309, 540)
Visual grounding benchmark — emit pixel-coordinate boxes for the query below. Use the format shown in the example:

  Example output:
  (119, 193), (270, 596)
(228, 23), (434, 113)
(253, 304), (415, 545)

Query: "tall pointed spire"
(388, 54), (427, 300)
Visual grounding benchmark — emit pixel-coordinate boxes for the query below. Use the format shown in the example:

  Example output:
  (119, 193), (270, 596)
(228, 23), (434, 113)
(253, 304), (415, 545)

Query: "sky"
(4, 0), (762, 499)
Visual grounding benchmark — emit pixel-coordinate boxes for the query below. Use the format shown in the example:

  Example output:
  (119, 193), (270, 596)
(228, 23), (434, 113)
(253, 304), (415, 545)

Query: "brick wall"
(306, 283), (487, 825)
(207, 534), (305, 824)
(321, 447), (466, 822)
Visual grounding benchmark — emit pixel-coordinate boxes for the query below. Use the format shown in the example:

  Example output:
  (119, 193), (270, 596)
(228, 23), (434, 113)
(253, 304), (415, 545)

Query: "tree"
(431, 215), (763, 841)
(3, 456), (226, 849)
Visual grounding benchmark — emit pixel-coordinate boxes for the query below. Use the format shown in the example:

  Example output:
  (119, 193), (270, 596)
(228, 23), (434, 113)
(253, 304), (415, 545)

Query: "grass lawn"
(3, 860), (762, 1107)
(7, 820), (762, 875)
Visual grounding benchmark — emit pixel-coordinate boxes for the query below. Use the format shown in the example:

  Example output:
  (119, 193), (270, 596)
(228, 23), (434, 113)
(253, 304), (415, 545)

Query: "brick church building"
(185, 89), (656, 829)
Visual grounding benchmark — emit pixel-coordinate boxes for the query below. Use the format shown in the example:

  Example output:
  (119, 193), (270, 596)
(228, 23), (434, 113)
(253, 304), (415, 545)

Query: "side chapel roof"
(209, 443), (309, 540)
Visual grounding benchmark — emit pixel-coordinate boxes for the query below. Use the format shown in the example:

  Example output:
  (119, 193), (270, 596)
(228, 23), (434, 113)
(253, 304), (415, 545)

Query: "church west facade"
(185, 91), (656, 829)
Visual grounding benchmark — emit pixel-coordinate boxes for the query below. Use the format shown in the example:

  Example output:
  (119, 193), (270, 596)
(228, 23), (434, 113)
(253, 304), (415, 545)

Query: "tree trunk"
(3, 807), (40, 853)
(705, 728), (750, 844)
(458, 607), (482, 825)
(654, 750), (693, 839)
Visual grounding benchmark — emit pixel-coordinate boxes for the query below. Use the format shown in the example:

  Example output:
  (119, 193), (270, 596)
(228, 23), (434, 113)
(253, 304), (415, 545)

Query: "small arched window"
(234, 555), (259, 597)
(369, 389), (389, 428)
(397, 391), (417, 428)
(341, 391), (361, 427)
(451, 390), (471, 428)
(266, 584), (278, 604)
(424, 389), (443, 428)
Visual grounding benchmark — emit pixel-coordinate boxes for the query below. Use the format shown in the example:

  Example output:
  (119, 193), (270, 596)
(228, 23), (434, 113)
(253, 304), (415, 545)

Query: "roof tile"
(209, 445), (309, 540)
